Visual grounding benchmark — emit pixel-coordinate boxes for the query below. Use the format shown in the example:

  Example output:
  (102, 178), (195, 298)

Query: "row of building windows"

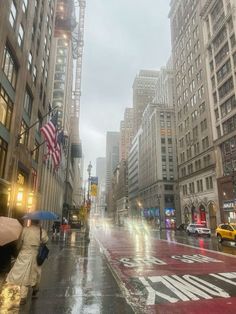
(182, 176), (213, 195)
(180, 153), (211, 176)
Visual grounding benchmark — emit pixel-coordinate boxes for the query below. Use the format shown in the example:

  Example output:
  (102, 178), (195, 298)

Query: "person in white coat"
(6, 220), (48, 305)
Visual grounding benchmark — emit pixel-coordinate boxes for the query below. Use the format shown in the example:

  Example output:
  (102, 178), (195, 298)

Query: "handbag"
(36, 227), (49, 266)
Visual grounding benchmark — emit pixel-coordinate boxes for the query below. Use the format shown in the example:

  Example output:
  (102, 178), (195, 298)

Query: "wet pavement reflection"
(1, 224), (236, 314)
(30, 230), (134, 314)
(152, 229), (236, 255)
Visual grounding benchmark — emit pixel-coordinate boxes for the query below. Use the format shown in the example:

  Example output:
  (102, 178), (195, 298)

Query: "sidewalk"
(0, 230), (134, 313)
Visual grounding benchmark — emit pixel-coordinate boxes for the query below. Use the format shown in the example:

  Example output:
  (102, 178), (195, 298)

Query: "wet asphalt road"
(153, 229), (236, 256)
(29, 228), (236, 314)
(1, 226), (234, 313)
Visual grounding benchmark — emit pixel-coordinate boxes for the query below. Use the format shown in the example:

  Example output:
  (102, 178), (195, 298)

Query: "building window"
(161, 146), (166, 154)
(202, 136), (209, 150)
(0, 137), (8, 178)
(18, 24), (24, 47)
(32, 140), (39, 162)
(189, 182), (195, 194)
(27, 51), (32, 71)
(215, 43), (229, 67)
(33, 66), (37, 84)
(19, 120), (29, 146)
(220, 95), (236, 117)
(23, 88), (33, 118)
(9, 1), (17, 28)
(41, 59), (45, 73)
(230, 35), (236, 48)
(218, 77), (233, 100)
(203, 154), (211, 167)
(165, 185), (173, 191)
(222, 114), (236, 135)
(183, 184), (188, 195)
(206, 176), (213, 190)
(199, 102), (206, 114)
(216, 60), (231, 84)
(0, 85), (13, 130)
(22, 0), (28, 13)
(35, 112), (42, 134)
(197, 179), (203, 192)
(2, 46), (18, 89)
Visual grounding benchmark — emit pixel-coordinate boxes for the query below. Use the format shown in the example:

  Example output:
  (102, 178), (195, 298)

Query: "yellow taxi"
(216, 223), (236, 243)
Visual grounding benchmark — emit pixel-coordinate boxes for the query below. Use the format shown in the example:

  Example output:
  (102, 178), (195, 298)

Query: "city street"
(1, 225), (236, 313)
(94, 224), (236, 314)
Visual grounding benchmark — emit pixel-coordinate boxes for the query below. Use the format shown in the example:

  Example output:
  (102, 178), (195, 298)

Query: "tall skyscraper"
(169, 0), (219, 228)
(0, 0), (56, 218)
(96, 157), (106, 217)
(39, 0), (76, 217)
(132, 70), (160, 135)
(154, 59), (175, 108)
(128, 130), (142, 217)
(105, 132), (120, 216)
(119, 107), (134, 161)
(138, 103), (180, 228)
(201, 0), (236, 223)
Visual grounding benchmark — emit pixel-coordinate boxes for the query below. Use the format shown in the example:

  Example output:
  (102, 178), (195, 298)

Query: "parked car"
(216, 223), (236, 243)
(186, 223), (211, 237)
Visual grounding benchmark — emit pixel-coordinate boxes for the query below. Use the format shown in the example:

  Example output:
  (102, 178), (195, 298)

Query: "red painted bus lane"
(94, 228), (236, 313)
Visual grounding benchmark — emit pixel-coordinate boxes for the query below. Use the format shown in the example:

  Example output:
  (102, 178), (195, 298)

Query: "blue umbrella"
(22, 211), (59, 220)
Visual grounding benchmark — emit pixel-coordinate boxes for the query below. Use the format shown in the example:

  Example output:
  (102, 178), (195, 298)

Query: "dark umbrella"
(22, 210), (59, 220)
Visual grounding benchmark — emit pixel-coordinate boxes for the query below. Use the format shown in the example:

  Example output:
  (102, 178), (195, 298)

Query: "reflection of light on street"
(71, 231), (76, 243)
(135, 234), (140, 253)
(144, 233), (151, 257)
(198, 238), (205, 250)
(63, 231), (67, 241)
(166, 230), (176, 242)
(0, 284), (20, 311)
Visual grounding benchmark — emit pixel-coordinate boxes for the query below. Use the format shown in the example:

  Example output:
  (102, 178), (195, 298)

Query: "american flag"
(40, 112), (58, 152)
(52, 130), (64, 169)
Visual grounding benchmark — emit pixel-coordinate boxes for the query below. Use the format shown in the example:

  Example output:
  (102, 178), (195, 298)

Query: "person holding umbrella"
(0, 216), (22, 274)
(6, 219), (48, 305)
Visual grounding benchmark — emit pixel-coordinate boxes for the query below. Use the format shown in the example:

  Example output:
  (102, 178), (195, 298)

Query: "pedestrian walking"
(52, 221), (60, 237)
(6, 220), (48, 305)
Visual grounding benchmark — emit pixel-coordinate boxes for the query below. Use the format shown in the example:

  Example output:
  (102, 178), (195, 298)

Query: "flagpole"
(17, 106), (58, 144)
(30, 140), (46, 155)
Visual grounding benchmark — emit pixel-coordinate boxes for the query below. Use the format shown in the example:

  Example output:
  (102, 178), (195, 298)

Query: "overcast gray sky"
(80, 0), (171, 176)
